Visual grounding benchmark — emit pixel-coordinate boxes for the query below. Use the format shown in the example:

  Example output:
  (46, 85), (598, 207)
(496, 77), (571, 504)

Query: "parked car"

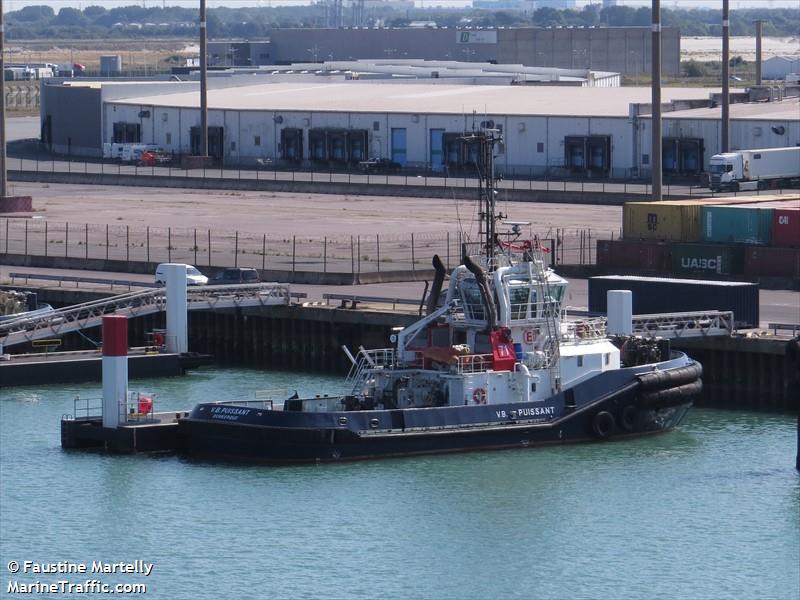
(154, 263), (208, 286)
(212, 268), (261, 284)
(358, 158), (402, 174)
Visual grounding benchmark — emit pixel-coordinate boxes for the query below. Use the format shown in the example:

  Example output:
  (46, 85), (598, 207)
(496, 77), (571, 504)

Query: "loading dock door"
(280, 128), (303, 162)
(190, 126), (224, 160)
(663, 137), (704, 175)
(430, 129), (445, 172)
(391, 128), (407, 165)
(348, 130), (368, 163)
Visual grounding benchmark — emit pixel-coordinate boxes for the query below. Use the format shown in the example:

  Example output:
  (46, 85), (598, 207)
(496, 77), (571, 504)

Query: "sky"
(2, 0), (799, 11)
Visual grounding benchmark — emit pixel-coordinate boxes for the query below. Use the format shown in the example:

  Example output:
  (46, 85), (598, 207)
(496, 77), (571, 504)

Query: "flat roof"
(663, 98), (799, 121)
(109, 82), (718, 117)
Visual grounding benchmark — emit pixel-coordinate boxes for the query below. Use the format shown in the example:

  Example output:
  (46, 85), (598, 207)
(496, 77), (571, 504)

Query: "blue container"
(701, 206), (773, 245)
(588, 275), (759, 328)
(513, 343), (524, 360)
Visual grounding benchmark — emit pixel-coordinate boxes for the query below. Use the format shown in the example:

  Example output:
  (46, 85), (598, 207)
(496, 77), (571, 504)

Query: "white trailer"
(708, 146), (800, 192)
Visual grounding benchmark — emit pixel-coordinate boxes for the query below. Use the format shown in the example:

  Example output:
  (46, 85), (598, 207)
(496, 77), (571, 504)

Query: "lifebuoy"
(592, 411), (615, 438)
(472, 388), (487, 404)
(620, 405), (637, 432)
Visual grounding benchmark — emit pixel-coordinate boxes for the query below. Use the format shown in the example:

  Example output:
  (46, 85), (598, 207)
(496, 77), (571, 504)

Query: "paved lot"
(7, 181), (623, 237)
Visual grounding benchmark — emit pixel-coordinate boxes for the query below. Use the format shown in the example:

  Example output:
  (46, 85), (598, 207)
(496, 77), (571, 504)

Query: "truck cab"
(708, 153), (742, 192)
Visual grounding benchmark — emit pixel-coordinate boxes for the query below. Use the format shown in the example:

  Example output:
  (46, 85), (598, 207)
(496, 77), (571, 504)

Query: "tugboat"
(180, 131), (702, 463)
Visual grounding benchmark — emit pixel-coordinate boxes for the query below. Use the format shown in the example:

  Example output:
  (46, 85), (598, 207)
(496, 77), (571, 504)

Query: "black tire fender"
(592, 411), (615, 438)
(620, 405), (638, 432)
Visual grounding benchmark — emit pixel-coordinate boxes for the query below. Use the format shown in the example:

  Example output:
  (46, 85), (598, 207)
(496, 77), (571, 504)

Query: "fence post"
(105, 224), (109, 261)
(588, 229), (592, 264)
(292, 235), (296, 277)
(24, 220), (28, 256)
(168, 227), (172, 263)
(5, 219), (8, 253)
(411, 233), (415, 276)
(126, 225), (130, 264)
(65, 222), (69, 258)
(357, 235), (361, 276)
(446, 231), (450, 270)
(323, 236), (327, 276)
(85, 223), (88, 259)
(234, 231), (239, 268)
(376, 234), (380, 273)
(194, 229), (198, 265)
(262, 234), (266, 271)
(44, 221), (48, 258)
(146, 227), (151, 264)
(350, 236), (355, 278)
(208, 229), (212, 268)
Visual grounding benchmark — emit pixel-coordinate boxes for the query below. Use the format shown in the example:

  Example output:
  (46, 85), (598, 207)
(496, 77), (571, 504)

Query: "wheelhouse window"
(509, 285), (531, 320)
(461, 281), (485, 321)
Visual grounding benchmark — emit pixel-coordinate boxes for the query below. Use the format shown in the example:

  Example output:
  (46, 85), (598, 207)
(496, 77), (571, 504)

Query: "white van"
(154, 263), (208, 286)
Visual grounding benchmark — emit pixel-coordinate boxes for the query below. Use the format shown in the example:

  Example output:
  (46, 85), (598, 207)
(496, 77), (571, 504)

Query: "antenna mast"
(478, 129), (501, 269)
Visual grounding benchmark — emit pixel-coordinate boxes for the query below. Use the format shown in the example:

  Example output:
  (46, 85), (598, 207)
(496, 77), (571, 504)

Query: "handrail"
(767, 322), (800, 336)
(324, 293), (419, 310)
(10, 271), (158, 289)
(8, 272), (307, 300)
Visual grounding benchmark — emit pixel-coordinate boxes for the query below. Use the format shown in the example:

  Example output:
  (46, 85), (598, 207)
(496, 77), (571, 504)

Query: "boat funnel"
(426, 254), (447, 315)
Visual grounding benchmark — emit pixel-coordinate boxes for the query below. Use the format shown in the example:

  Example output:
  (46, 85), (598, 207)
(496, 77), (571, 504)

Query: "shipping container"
(701, 205), (773, 245)
(771, 207), (800, 247)
(671, 243), (744, 276)
(743, 246), (800, 278)
(588, 275), (759, 328)
(623, 201), (701, 242)
(596, 239), (671, 272)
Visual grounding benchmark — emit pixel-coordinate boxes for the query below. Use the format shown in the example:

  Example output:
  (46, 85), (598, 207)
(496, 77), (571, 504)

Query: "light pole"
(651, 0), (662, 201)
(200, 0), (208, 158)
(0, 0), (6, 198)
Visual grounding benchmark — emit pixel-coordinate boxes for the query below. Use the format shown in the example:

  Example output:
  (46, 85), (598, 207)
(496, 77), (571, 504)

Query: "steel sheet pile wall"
(605, 194), (800, 281)
(588, 275), (760, 328)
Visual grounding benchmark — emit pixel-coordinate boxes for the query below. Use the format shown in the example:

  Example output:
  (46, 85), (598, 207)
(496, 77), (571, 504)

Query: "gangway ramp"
(0, 283), (291, 348)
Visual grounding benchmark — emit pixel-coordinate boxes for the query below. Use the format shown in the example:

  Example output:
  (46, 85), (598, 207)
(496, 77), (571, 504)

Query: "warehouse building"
(40, 78), (799, 179)
(207, 25), (681, 77)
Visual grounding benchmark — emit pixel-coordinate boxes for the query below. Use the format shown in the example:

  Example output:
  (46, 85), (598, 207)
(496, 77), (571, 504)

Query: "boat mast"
(477, 129), (501, 270)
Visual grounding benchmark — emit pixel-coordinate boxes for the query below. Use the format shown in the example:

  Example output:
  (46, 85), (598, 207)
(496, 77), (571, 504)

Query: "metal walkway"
(0, 283), (291, 348)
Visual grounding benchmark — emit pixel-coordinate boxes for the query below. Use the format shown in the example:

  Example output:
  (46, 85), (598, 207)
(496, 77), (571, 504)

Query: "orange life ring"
(472, 388), (487, 404)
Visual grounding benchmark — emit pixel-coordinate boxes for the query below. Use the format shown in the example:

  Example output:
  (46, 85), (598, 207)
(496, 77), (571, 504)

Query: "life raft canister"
(138, 395), (154, 415)
(473, 388), (487, 404)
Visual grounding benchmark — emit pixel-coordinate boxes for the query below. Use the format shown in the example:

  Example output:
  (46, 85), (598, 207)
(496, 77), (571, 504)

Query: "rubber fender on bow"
(592, 411), (616, 438)
(637, 362), (703, 393)
(640, 379), (703, 409)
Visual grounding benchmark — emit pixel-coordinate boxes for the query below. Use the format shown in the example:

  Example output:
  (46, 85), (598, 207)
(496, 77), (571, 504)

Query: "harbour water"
(1, 367), (798, 599)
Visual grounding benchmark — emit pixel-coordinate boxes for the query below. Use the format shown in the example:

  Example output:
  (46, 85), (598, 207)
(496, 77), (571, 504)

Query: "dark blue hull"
(179, 355), (701, 464)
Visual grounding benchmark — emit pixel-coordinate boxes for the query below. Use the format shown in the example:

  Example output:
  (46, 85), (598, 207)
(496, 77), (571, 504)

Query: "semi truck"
(708, 146), (800, 192)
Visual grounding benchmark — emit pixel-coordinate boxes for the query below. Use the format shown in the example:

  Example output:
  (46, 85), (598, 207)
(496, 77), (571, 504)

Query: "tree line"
(5, 4), (798, 40)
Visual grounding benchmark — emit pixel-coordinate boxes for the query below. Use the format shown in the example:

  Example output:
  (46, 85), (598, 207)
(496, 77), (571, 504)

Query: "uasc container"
(701, 205), (773, 245)
(588, 275), (759, 328)
(671, 243), (744, 276)
(623, 201), (701, 242)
